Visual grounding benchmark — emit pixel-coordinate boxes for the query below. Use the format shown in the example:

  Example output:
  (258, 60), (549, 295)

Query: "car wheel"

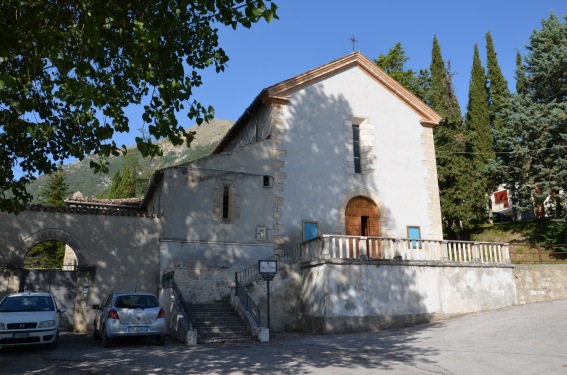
(102, 326), (112, 348)
(93, 321), (101, 340)
(47, 331), (59, 350)
(155, 335), (166, 346)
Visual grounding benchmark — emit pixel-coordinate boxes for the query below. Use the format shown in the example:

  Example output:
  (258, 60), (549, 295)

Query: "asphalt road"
(2, 299), (567, 374)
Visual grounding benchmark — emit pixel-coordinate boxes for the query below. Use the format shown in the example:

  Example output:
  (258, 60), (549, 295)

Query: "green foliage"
(26, 119), (233, 200)
(500, 14), (567, 219)
(426, 37), (462, 123)
(0, 0), (278, 213)
(464, 44), (493, 224)
(116, 166), (136, 198)
(374, 42), (427, 100)
(24, 241), (66, 269)
(514, 51), (528, 95)
(36, 169), (70, 207)
(525, 14), (567, 102)
(466, 44), (493, 165)
(108, 170), (122, 199)
(538, 219), (567, 245)
(470, 218), (567, 245)
(485, 32), (511, 148)
(426, 36), (480, 239)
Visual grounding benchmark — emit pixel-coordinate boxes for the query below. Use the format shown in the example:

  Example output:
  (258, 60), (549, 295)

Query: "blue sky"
(119, 1), (566, 147)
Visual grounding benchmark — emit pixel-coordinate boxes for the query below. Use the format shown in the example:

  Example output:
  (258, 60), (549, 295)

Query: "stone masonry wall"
(173, 266), (234, 303)
(513, 264), (567, 304)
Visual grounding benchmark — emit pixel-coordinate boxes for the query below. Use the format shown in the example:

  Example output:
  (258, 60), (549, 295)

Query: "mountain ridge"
(28, 119), (234, 201)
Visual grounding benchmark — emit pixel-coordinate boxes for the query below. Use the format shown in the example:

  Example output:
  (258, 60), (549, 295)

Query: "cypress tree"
(108, 169), (122, 199)
(485, 32), (511, 152)
(465, 44), (493, 223)
(116, 166), (136, 198)
(466, 44), (493, 165)
(427, 36), (473, 238)
(485, 33), (515, 219)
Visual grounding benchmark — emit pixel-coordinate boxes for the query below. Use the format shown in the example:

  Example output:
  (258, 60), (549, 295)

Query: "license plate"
(127, 326), (149, 333)
(13, 332), (29, 339)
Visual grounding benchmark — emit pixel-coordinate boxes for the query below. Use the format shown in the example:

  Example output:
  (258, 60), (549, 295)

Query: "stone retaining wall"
(513, 264), (567, 304)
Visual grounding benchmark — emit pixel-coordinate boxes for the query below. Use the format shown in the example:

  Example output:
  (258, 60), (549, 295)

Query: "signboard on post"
(258, 260), (277, 331)
(259, 260), (277, 276)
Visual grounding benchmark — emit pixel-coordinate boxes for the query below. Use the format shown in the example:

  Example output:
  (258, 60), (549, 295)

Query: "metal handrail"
(234, 243), (303, 326)
(162, 271), (192, 330)
(235, 276), (260, 325)
(237, 243), (303, 286)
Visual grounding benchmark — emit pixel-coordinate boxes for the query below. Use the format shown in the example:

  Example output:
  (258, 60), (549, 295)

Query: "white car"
(0, 292), (66, 349)
(93, 291), (166, 348)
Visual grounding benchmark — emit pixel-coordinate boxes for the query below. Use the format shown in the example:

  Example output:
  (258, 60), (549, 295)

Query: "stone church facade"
(142, 52), (445, 303)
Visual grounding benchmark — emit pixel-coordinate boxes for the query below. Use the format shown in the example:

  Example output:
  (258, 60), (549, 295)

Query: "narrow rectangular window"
(263, 175), (271, 187)
(222, 186), (230, 219)
(352, 125), (361, 173)
(407, 226), (421, 249)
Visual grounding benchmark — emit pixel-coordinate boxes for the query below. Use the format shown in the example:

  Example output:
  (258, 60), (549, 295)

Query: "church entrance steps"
(187, 298), (255, 344)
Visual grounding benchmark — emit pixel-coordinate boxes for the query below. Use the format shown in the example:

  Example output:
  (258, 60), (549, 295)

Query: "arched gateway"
(16, 228), (89, 266)
(13, 228), (92, 331)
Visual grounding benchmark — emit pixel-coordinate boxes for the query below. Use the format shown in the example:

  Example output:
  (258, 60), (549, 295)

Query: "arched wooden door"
(345, 196), (380, 258)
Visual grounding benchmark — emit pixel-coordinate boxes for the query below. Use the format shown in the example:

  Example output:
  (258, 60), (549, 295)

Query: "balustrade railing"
(303, 235), (510, 264)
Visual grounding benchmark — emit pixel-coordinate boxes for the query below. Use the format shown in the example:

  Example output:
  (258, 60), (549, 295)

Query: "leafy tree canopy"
(0, 0), (278, 213)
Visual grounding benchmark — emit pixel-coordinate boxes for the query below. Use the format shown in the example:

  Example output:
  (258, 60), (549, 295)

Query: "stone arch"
(336, 188), (391, 236)
(15, 228), (90, 267)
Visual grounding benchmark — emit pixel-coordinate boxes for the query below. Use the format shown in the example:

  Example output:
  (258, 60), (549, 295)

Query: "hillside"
(28, 119), (234, 200)
(469, 218), (567, 245)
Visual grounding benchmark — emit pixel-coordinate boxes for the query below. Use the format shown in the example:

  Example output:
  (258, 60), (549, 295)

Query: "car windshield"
(0, 296), (54, 312)
(115, 295), (159, 309)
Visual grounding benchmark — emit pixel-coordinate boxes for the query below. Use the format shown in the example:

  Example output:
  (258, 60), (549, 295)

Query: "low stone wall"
(513, 264), (567, 304)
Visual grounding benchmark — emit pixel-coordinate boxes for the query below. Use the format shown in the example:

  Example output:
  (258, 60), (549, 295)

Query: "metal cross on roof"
(348, 34), (359, 52)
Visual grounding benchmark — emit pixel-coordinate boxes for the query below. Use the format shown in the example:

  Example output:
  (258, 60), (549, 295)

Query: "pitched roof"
(213, 52), (443, 153)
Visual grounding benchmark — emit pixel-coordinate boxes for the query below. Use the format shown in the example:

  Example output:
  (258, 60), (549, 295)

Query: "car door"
(95, 294), (113, 332)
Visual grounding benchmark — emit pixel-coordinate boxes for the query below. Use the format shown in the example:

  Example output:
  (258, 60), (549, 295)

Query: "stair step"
(199, 336), (255, 344)
(190, 312), (240, 317)
(197, 328), (251, 335)
(191, 321), (246, 329)
(184, 299), (254, 344)
(189, 307), (233, 312)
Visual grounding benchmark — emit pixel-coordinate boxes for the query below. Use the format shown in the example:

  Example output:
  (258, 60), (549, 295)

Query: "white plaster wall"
(155, 140), (276, 302)
(0, 210), (161, 331)
(159, 140), (274, 244)
(301, 263), (517, 319)
(278, 67), (440, 245)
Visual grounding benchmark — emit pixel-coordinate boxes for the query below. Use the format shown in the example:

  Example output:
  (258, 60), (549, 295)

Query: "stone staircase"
(187, 297), (255, 344)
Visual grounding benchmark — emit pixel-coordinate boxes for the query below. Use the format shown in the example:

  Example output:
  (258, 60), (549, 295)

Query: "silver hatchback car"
(93, 292), (166, 347)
